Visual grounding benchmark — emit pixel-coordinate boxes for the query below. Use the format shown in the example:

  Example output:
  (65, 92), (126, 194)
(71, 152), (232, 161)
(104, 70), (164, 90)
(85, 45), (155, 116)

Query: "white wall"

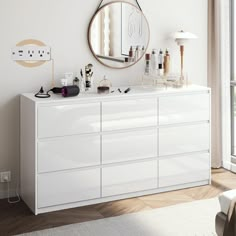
(0, 0), (207, 198)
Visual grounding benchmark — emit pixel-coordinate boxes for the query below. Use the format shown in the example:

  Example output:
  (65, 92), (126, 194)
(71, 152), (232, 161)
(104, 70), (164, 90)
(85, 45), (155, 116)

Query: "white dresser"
(20, 85), (211, 215)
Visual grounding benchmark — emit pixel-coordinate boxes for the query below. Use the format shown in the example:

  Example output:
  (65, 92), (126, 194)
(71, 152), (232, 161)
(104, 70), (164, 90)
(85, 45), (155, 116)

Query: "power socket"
(11, 46), (51, 61)
(0, 171), (11, 183)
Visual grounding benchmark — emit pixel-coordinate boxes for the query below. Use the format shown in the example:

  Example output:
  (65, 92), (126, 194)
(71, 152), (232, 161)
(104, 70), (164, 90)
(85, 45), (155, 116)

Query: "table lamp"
(173, 30), (197, 80)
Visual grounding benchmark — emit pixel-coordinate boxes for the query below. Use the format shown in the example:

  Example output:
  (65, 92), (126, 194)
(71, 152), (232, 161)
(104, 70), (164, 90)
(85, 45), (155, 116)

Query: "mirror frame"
(87, 1), (150, 69)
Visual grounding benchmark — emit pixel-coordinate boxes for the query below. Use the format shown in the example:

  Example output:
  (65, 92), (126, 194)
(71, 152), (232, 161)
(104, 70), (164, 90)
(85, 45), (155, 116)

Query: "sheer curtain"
(208, 0), (231, 168)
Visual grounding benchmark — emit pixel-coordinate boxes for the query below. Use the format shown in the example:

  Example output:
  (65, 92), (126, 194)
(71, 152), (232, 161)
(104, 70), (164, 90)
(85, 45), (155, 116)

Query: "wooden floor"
(0, 168), (236, 236)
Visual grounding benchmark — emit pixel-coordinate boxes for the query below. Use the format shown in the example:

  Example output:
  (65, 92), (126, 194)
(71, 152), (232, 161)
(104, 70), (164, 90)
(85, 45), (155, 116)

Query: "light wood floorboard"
(0, 168), (235, 236)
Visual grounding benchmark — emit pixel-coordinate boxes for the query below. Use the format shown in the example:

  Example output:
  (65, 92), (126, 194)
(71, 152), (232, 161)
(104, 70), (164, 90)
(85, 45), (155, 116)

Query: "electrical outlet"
(0, 171), (11, 183)
(11, 46), (51, 61)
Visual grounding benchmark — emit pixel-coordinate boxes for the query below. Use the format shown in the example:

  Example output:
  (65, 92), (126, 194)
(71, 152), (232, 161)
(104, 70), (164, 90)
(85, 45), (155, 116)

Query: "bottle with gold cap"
(164, 49), (170, 76)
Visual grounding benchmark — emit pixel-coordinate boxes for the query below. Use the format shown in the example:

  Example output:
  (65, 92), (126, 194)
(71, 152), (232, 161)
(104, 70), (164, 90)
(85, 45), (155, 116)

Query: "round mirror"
(88, 2), (150, 69)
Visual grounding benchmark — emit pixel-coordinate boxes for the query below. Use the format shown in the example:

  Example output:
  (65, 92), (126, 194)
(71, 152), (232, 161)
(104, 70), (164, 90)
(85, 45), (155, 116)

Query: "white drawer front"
(102, 129), (157, 164)
(102, 161), (158, 197)
(159, 93), (210, 125)
(38, 135), (100, 173)
(159, 153), (210, 187)
(159, 123), (209, 156)
(102, 99), (157, 131)
(38, 103), (100, 138)
(38, 169), (100, 208)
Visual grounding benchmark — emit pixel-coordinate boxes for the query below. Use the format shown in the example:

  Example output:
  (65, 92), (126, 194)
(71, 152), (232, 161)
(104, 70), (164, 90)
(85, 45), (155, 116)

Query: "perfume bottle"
(158, 49), (164, 76)
(129, 46), (134, 62)
(97, 75), (112, 94)
(73, 74), (80, 87)
(151, 49), (158, 74)
(164, 49), (170, 76)
(145, 53), (151, 75)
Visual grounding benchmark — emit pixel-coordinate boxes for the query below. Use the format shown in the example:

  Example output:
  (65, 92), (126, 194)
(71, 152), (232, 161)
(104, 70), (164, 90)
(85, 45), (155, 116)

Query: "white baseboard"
(231, 163), (236, 173)
(223, 160), (232, 170)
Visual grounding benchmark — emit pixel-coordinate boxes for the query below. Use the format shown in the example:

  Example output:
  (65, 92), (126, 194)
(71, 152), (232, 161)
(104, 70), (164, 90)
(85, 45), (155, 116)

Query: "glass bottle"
(158, 49), (164, 76)
(151, 49), (158, 74)
(73, 74), (80, 87)
(145, 53), (151, 75)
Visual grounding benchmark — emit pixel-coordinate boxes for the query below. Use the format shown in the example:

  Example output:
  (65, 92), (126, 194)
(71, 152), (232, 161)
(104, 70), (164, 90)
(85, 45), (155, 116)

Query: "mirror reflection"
(88, 2), (150, 68)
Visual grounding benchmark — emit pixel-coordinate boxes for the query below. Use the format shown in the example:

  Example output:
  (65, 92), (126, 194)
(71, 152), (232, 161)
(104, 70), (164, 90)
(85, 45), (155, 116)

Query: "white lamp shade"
(173, 30), (197, 46)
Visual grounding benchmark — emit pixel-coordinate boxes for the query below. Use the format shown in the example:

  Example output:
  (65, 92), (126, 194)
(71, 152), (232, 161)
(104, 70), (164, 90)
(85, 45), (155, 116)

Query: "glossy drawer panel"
(102, 161), (158, 197)
(159, 93), (210, 125)
(38, 135), (100, 173)
(159, 153), (210, 187)
(38, 103), (100, 138)
(102, 129), (157, 164)
(38, 169), (100, 208)
(159, 123), (209, 156)
(102, 99), (157, 131)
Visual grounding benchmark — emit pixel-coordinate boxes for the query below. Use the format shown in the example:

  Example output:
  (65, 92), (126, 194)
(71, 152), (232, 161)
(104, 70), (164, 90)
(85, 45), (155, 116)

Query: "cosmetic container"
(134, 46), (142, 61)
(151, 49), (158, 74)
(145, 53), (151, 75)
(97, 76), (112, 94)
(73, 75), (80, 87)
(129, 46), (134, 62)
(64, 72), (74, 85)
(164, 49), (170, 76)
(158, 49), (164, 76)
(124, 57), (131, 66)
(61, 78), (68, 86)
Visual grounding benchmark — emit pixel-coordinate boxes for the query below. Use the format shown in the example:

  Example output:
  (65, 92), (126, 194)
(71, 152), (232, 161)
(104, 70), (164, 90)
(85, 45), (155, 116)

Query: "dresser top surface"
(21, 85), (210, 104)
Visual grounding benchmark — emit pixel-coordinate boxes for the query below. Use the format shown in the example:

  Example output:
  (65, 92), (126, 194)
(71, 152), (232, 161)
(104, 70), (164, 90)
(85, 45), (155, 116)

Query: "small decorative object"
(172, 30), (197, 80)
(97, 75), (112, 94)
(85, 64), (94, 91)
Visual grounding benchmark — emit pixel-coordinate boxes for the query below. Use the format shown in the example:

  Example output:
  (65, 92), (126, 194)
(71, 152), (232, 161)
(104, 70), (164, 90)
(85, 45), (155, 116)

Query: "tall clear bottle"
(158, 49), (164, 76)
(145, 53), (151, 75)
(164, 49), (170, 76)
(151, 49), (158, 75)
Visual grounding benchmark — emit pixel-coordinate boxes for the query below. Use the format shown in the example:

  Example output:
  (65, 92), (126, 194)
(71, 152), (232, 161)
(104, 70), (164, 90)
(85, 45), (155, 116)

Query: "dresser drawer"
(38, 103), (100, 138)
(102, 129), (157, 164)
(159, 153), (210, 187)
(102, 161), (158, 197)
(102, 99), (157, 131)
(38, 135), (100, 173)
(159, 93), (210, 125)
(38, 169), (100, 208)
(159, 123), (210, 156)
